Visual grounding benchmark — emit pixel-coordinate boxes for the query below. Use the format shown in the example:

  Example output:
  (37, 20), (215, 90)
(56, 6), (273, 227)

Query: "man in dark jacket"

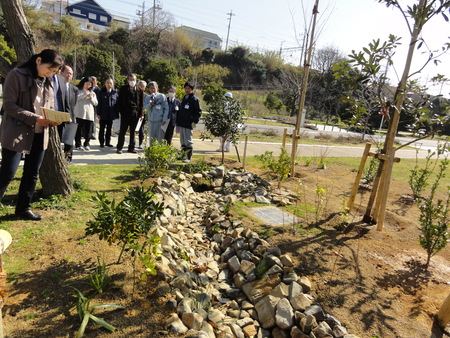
(176, 82), (201, 162)
(164, 85), (181, 145)
(96, 77), (118, 148)
(116, 74), (144, 154)
(59, 65), (78, 163)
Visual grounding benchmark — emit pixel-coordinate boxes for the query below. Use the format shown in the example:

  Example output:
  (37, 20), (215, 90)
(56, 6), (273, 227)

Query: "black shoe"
(127, 149), (137, 153)
(117, 149), (123, 154)
(106, 144), (114, 147)
(16, 210), (42, 221)
(100, 144), (105, 148)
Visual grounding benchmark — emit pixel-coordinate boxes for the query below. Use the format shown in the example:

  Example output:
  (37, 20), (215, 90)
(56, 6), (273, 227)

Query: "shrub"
(256, 147), (292, 188)
(409, 148), (440, 200)
(418, 158), (450, 269)
(139, 140), (178, 178)
(86, 187), (164, 266)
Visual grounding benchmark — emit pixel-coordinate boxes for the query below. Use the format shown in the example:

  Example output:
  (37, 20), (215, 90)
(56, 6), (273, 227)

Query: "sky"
(94, 0), (450, 96)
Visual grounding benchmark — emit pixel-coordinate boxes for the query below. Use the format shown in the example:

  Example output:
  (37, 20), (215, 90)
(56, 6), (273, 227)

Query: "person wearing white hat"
(216, 92), (233, 152)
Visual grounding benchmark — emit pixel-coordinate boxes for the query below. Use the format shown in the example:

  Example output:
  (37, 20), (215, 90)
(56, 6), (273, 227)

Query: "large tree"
(0, 0), (73, 197)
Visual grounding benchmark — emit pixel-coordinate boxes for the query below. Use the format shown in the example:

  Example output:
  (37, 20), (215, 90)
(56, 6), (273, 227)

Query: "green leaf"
(75, 313), (91, 338)
(89, 314), (117, 332)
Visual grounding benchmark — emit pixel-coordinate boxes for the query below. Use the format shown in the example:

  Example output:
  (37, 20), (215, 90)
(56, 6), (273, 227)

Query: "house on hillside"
(179, 26), (222, 50)
(66, 0), (130, 32)
(42, 0), (130, 33)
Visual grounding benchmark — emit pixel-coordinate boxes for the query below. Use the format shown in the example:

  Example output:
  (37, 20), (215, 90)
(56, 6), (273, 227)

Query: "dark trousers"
(99, 120), (113, 146)
(138, 115), (146, 146)
(75, 118), (93, 148)
(117, 114), (138, 151)
(0, 133), (45, 213)
(164, 123), (175, 145)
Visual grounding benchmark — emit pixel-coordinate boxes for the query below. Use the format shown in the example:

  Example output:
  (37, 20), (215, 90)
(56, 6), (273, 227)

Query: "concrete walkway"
(68, 134), (431, 165)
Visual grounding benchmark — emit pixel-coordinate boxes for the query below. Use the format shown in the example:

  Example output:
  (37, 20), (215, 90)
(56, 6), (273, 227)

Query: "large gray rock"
(290, 293), (312, 311)
(270, 282), (289, 298)
(304, 304), (326, 322)
(228, 255), (241, 274)
(299, 276), (312, 293)
(313, 321), (333, 337)
(182, 312), (203, 330)
(167, 313), (189, 333)
(333, 325), (349, 338)
(255, 295), (279, 329)
(230, 323), (245, 338)
(299, 315), (318, 334)
(275, 298), (294, 330)
(201, 321), (216, 338)
(242, 274), (281, 303)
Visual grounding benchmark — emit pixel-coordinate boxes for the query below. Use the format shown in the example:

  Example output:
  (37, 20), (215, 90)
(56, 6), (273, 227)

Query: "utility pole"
(225, 10), (235, 52)
(279, 41), (285, 57)
(136, 1), (145, 27)
(290, 0), (320, 176)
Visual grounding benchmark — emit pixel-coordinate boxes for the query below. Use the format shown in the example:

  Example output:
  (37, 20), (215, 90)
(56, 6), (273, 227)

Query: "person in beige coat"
(74, 77), (98, 151)
(0, 49), (63, 220)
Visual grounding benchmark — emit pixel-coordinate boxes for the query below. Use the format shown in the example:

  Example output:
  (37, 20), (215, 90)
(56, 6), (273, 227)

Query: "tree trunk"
(0, 0), (36, 65)
(0, 55), (12, 78)
(39, 126), (74, 196)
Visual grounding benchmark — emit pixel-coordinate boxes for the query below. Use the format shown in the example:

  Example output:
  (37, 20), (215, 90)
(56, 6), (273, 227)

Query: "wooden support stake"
(363, 153), (385, 223)
(242, 135), (249, 170)
(438, 293), (450, 329)
(375, 154), (395, 231)
(282, 128), (288, 148)
(348, 143), (372, 211)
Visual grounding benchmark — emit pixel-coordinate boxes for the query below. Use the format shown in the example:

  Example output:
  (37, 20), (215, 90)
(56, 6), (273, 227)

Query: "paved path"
(68, 134), (431, 165)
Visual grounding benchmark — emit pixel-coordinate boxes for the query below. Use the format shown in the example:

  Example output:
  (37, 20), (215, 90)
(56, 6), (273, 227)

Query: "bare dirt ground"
(2, 157), (450, 337)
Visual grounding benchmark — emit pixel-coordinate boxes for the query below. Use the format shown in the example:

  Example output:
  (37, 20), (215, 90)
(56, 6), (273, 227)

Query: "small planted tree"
(204, 96), (245, 163)
(256, 147), (292, 188)
(418, 158), (450, 269)
(86, 187), (164, 271)
(139, 140), (178, 178)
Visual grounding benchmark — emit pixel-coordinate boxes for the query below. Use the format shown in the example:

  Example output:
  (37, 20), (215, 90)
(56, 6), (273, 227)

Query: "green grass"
(0, 164), (140, 276)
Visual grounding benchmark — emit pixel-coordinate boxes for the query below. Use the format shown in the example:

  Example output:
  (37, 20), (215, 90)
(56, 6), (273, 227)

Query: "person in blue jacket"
(144, 81), (169, 146)
(176, 82), (202, 163)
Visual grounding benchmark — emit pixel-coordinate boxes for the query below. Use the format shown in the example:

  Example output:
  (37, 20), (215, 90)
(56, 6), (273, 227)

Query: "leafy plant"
(314, 185), (326, 224)
(86, 187), (164, 263)
(362, 156), (379, 185)
(204, 96), (246, 162)
(418, 158), (450, 269)
(256, 147), (292, 188)
(72, 287), (124, 338)
(255, 254), (269, 279)
(139, 140), (178, 178)
(88, 257), (112, 294)
(409, 148), (441, 200)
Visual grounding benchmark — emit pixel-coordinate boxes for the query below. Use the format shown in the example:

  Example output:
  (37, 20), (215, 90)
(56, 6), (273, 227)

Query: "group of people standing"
(0, 48), (203, 221)
(65, 73), (202, 163)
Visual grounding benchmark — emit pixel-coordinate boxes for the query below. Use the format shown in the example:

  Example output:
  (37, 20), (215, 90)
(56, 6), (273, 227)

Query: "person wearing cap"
(216, 92), (233, 152)
(176, 82), (202, 163)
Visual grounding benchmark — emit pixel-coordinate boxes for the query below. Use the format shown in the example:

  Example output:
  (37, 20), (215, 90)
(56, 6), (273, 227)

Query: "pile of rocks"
(151, 167), (358, 338)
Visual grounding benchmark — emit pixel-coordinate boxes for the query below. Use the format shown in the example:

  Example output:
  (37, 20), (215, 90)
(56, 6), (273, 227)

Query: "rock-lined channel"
(151, 166), (359, 338)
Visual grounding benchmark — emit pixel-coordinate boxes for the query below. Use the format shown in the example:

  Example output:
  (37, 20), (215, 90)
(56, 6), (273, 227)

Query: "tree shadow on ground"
(113, 169), (142, 184)
(276, 217), (400, 333)
(375, 258), (431, 296)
